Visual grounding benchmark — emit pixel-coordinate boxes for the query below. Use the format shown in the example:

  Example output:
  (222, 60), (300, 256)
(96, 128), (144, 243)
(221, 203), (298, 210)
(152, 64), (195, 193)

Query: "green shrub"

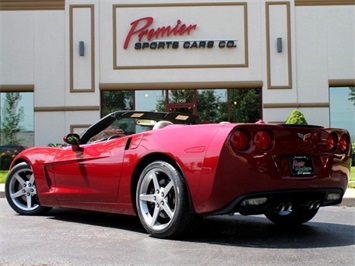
(48, 143), (64, 147)
(285, 109), (308, 125)
(0, 151), (19, 170)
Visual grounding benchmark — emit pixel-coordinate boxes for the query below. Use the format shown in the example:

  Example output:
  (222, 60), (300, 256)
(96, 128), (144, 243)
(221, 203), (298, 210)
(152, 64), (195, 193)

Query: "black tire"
(5, 162), (52, 215)
(265, 206), (319, 225)
(136, 161), (195, 238)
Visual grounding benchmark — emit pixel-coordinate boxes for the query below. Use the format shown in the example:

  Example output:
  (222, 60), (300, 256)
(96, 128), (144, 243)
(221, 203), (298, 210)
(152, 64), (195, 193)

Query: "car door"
(52, 137), (127, 203)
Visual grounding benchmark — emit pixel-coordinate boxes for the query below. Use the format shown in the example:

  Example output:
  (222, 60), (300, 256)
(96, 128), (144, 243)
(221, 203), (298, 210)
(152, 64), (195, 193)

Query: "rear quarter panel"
(117, 124), (235, 209)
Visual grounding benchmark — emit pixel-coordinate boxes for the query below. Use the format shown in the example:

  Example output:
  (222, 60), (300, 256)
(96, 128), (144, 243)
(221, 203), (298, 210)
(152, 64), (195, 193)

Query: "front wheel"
(136, 161), (195, 238)
(5, 162), (52, 215)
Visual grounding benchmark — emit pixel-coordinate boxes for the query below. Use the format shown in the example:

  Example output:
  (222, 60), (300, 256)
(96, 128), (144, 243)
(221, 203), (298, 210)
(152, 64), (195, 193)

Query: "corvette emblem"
(297, 133), (311, 141)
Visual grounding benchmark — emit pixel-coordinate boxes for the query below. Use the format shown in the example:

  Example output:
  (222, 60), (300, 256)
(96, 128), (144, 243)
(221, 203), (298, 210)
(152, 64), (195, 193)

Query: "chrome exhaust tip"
(314, 200), (320, 209)
(277, 203), (286, 212)
(307, 201), (315, 210)
(285, 202), (293, 212)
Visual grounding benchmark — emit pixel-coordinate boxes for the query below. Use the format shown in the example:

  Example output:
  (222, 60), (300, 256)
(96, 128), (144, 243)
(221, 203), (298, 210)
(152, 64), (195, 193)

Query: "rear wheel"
(265, 206), (319, 225)
(5, 162), (52, 215)
(136, 161), (195, 238)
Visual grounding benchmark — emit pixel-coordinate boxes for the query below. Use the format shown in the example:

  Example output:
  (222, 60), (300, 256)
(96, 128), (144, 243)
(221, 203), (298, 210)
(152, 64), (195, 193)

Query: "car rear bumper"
(211, 188), (345, 216)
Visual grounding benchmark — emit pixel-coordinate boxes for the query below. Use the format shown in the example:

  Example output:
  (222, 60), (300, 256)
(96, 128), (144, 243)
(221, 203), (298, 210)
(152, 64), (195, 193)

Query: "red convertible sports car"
(5, 111), (351, 238)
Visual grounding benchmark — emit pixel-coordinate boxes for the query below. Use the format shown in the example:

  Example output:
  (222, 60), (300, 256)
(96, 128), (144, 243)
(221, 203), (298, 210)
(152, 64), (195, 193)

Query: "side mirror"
(63, 133), (81, 150)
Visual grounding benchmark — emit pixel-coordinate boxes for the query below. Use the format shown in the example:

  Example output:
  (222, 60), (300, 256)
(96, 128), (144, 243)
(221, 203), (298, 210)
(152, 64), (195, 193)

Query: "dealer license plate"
(289, 156), (314, 176)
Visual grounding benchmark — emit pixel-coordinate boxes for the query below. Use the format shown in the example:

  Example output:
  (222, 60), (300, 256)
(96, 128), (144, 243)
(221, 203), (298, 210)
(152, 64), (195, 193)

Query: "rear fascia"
(193, 124), (350, 214)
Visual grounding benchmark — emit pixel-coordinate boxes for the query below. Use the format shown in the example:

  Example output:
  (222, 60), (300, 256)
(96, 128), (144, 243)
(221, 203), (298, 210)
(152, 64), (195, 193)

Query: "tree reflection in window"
(101, 90), (134, 117)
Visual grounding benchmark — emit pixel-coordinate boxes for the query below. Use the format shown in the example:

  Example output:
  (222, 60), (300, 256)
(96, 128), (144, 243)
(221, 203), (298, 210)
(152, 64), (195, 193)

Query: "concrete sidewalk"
(0, 183), (354, 206)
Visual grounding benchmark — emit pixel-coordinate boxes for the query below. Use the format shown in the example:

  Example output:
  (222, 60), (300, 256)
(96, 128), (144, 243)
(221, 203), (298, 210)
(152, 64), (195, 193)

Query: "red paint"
(124, 17), (197, 49)
(9, 114), (351, 216)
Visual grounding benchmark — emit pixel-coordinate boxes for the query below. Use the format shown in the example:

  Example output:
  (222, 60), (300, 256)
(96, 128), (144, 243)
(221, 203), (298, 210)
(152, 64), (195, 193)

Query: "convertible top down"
(5, 111), (351, 238)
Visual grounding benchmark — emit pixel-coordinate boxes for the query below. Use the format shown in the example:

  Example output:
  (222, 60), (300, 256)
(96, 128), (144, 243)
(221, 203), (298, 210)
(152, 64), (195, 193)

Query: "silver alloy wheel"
(6, 164), (40, 212)
(137, 166), (176, 231)
(136, 161), (195, 238)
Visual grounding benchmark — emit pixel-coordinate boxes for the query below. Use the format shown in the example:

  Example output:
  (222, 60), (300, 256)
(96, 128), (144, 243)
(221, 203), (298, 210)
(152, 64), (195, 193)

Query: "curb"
(0, 184), (4, 199)
(339, 197), (355, 207)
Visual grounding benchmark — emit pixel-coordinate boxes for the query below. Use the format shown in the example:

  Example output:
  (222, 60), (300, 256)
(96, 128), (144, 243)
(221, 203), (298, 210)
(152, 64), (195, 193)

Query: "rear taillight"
(254, 131), (272, 150)
(326, 133), (338, 151)
(230, 130), (274, 152)
(231, 130), (250, 151)
(338, 133), (350, 153)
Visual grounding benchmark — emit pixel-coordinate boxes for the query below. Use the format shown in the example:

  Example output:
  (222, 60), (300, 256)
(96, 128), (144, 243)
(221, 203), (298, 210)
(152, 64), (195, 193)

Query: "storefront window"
(329, 87), (355, 141)
(101, 90), (134, 116)
(101, 88), (262, 123)
(166, 90), (196, 115)
(101, 90), (167, 116)
(0, 92), (34, 170)
(136, 90), (165, 111)
(197, 89), (227, 122)
(228, 88), (262, 123)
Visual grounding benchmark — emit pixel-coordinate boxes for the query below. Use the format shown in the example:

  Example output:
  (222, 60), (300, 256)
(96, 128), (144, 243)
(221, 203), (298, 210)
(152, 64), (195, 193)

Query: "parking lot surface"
(1, 198), (354, 266)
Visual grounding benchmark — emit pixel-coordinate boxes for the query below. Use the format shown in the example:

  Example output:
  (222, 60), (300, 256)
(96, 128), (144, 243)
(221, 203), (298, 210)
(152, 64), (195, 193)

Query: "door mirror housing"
(63, 133), (81, 150)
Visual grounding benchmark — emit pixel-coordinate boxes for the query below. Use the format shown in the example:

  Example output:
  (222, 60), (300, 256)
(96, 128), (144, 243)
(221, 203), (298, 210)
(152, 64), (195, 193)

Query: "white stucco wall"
(295, 6), (355, 103)
(0, 12), (35, 84)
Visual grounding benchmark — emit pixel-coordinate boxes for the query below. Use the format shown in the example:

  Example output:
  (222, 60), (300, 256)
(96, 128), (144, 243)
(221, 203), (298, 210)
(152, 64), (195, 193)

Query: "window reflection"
(101, 90), (134, 116)
(0, 92), (34, 147)
(0, 92), (34, 169)
(100, 88), (262, 123)
(330, 87), (355, 140)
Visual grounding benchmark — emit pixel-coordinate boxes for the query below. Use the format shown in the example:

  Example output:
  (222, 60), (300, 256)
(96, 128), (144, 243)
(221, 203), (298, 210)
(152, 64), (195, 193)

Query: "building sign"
(124, 17), (237, 50)
(124, 17), (197, 49)
(113, 4), (248, 69)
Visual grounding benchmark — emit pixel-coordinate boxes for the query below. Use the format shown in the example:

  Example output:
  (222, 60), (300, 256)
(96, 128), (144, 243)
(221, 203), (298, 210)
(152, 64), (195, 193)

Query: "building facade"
(0, 0), (354, 147)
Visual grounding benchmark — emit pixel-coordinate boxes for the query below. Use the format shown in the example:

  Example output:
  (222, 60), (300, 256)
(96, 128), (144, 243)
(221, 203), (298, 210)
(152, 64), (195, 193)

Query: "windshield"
(79, 111), (200, 144)
(87, 118), (152, 143)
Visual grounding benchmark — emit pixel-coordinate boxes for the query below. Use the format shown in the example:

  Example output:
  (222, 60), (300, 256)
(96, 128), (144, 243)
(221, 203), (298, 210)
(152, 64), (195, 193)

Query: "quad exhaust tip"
(276, 202), (293, 213)
(307, 200), (320, 210)
(275, 200), (320, 213)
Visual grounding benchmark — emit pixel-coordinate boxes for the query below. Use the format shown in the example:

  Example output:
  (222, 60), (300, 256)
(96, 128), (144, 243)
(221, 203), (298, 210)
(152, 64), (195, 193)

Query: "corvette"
(5, 111), (351, 238)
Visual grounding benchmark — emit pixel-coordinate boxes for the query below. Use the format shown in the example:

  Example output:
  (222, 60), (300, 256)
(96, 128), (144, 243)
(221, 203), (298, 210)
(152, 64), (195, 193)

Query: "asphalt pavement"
(0, 183), (354, 206)
(1, 199), (354, 266)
